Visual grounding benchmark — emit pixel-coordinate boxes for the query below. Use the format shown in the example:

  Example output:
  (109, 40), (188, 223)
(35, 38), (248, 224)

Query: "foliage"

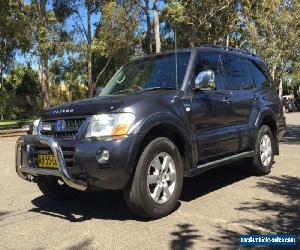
(239, 0), (300, 84)
(1, 0), (300, 120)
(92, 1), (141, 86)
(162, 0), (238, 47)
(0, 65), (42, 119)
(49, 54), (88, 102)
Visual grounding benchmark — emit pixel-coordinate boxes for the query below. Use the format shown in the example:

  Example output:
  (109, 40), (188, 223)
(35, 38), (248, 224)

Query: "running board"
(186, 151), (254, 177)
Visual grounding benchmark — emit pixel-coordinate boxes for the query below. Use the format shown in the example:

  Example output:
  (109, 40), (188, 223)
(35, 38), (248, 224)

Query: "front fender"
(134, 112), (187, 137)
(130, 112), (195, 172)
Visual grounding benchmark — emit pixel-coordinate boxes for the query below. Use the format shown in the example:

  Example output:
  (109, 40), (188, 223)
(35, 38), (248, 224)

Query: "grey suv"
(16, 45), (286, 219)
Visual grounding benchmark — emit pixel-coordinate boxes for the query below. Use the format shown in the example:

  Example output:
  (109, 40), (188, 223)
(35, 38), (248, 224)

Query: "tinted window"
(194, 53), (226, 90)
(248, 60), (270, 89)
(223, 56), (254, 90)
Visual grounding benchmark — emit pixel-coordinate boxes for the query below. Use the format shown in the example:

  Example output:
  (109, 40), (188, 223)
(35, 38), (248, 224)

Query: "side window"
(248, 60), (270, 89)
(223, 56), (254, 90)
(194, 53), (226, 90)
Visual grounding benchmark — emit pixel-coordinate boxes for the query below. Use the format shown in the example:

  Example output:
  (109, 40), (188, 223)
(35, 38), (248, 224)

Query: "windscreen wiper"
(112, 89), (135, 95)
(143, 87), (177, 91)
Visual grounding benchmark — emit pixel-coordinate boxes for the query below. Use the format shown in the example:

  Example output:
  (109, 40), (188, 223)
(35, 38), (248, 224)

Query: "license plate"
(38, 155), (58, 168)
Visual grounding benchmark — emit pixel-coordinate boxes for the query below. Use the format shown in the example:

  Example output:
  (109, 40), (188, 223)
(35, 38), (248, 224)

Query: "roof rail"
(201, 44), (257, 57)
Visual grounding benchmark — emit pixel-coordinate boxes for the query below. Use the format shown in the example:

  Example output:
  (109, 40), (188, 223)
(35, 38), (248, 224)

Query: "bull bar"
(15, 135), (87, 191)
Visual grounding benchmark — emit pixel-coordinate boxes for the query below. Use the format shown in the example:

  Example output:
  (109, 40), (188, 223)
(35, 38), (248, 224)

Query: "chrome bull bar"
(15, 135), (87, 191)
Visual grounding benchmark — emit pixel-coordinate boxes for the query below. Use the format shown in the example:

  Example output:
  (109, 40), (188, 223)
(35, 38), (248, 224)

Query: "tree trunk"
(293, 85), (299, 99)
(41, 56), (50, 110)
(87, 44), (93, 97)
(95, 57), (111, 85)
(271, 65), (276, 82)
(40, 0), (50, 110)
(0, 58), (3, 91)
(0, 57), (3, 120)
(278, 78), (283, 98)
(144, 0), (152, 55)
(153, 0), (161, 53)
(87, 3), (93, 98)
(226, 34), (230, 47)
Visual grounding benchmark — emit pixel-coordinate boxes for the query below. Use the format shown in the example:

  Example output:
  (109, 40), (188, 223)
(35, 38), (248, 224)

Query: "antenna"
(174, 25), (178, 93)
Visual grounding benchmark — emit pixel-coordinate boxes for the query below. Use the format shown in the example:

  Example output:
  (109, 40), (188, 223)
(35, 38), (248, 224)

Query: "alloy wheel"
(147, 152), (177, 204)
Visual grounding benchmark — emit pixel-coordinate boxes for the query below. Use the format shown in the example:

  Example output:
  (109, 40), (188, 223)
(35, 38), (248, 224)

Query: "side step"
(186, 151), (254, 177)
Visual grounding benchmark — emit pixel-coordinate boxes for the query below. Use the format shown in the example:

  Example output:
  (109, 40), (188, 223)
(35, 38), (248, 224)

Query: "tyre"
(247, 125), (275, 175)
(123, 137), (183, 219)
(37, 176), (82, 201)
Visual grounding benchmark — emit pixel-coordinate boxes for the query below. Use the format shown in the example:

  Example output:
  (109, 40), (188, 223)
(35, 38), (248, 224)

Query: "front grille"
(31, 146), (75, 168)
(40, 118), (86, 139)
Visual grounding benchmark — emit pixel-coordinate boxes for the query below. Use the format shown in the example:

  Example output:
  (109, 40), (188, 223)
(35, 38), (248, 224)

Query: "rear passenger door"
(222, 55), (259, 151)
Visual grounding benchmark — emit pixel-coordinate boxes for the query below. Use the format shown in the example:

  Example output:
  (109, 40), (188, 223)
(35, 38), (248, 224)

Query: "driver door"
(188, 53), (239, 162)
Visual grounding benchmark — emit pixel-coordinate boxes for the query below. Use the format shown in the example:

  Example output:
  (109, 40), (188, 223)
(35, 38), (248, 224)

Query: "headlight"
(86, 113), (135, 138)
(33, 119), (41, 135)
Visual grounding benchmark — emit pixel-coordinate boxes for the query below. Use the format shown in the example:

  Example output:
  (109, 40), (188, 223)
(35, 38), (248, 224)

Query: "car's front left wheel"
(123, 137), (183, 219)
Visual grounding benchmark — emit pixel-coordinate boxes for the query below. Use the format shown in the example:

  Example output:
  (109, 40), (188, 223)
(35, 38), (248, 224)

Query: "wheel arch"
(131, 113), (193, 175)
(255, 108), (279, 155)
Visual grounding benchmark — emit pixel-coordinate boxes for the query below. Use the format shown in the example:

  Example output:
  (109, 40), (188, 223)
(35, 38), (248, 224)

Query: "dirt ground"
(0, 113), (299, 249)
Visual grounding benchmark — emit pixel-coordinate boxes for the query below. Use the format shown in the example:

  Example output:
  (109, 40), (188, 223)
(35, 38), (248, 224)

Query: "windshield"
(100, 52), (191, 96)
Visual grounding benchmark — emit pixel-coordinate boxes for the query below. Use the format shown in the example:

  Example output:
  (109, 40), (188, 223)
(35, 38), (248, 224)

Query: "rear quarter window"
(248, 60), (271, 89)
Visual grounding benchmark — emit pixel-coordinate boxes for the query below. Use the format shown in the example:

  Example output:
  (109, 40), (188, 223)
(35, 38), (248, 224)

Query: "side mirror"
(195, 70), (216, 91)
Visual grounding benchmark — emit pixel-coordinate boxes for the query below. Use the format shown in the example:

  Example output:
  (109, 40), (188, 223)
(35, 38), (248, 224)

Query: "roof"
(128, 44), (264, 67)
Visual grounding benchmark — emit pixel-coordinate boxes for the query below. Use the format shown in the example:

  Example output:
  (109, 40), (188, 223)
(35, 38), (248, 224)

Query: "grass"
(0, 120), (33, 130)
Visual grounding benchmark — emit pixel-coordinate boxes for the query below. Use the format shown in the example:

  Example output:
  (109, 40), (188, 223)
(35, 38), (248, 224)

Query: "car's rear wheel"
(37, 176), (82, 201)
(123, 137), (183, 219)
(247, 125), (275, 175)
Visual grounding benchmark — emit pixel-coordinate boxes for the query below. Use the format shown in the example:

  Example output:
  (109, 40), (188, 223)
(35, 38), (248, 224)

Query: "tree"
(92, 1), (140, 86)
(163, 0), (238, 48)
(28, 0), (69, 110)
(153, 0), (161, 53)
(0, 0), (31, 92)
(49, 53), (87, 102)
(1, 64), (41, 120)
(38, 0), (50, 110)
(141, 0), (152, 54)
(239, 0), (300, 97)
(53, 0), (101, 98)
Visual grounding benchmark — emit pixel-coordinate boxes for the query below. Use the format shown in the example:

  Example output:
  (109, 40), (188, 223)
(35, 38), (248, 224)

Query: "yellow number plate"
(38, 155), (58, 168)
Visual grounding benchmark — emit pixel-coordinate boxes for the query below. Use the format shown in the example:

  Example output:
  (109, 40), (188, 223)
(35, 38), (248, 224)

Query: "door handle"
(221, 97), (231, 104)
(252, 95), (259, 101)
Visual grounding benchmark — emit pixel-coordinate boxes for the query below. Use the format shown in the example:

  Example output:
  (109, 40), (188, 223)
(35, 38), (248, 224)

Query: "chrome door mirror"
(194, 70), (216, 91)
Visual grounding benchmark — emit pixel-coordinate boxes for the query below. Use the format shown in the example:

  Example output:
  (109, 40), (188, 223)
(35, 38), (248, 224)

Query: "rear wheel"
(247, 125), (275, 175)
(123, 137), (183, 219)
(37, 176), (82, 201)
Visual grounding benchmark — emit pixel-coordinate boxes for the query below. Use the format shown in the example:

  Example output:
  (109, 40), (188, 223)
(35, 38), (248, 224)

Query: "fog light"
(96, 148), (110, 163)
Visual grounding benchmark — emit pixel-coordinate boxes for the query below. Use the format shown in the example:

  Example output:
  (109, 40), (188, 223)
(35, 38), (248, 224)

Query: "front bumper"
(15, 134), (142, 191)
(16, 135), (88, 191)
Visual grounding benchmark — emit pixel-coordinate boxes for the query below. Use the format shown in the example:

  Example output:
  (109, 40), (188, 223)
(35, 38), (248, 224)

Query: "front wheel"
(123, 137), (183, 219)
(247, 125), (275, 175)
